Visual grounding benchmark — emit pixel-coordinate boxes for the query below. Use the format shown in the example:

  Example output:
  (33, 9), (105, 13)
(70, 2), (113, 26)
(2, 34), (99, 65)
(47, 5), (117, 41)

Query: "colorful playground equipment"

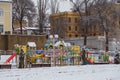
(70, 46), (81, 54)
(30, 54), (42, 63)
(23, 40), (80, 65)
(45, 41), (53, 48)
(29, 50), (46, 63)
(2, 40), (115, 68)
(85, 51), (115, 64)
(4, 52), (17, 64)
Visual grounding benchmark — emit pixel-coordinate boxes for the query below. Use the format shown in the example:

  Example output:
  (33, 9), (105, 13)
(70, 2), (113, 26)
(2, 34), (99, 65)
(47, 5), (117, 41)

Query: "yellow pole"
(60, 48), (62, 66)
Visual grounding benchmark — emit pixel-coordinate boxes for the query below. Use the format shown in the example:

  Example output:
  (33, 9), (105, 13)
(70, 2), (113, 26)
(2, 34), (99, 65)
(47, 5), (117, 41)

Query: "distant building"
(49, 12), (103, 38)
(50, 12), (81, 38)
(14, 27), (39, 35)
(0, 1), (12, 34)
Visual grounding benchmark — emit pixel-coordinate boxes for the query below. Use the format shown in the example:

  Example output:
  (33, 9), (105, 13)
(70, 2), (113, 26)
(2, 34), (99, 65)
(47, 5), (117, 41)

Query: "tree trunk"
(105, 31), (109, 52)
(20, 21), (23, 34)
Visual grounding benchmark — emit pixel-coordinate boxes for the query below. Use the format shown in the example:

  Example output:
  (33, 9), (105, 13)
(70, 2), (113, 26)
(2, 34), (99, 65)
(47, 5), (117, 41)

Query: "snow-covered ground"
(0, 64), (120, 80)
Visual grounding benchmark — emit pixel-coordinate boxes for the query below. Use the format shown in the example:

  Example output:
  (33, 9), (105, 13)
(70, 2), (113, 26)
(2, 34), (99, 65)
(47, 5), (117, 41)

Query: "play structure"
(14, 40), (80, 66)
(85, 51), (114, 64)
(4, 52), (17, 64)
(1, 40), (116, 69)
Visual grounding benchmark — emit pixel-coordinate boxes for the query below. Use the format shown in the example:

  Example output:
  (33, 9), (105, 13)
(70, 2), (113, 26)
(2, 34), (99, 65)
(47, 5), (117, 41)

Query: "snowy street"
(0, 64), (120, 80)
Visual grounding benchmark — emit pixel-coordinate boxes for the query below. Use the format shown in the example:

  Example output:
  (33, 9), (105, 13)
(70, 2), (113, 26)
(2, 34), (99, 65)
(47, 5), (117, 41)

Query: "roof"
(27, 42), (36, 47)
(0, 1), (12, 3)
(15, 27), (39, 31)
(54, 41), (71, 47)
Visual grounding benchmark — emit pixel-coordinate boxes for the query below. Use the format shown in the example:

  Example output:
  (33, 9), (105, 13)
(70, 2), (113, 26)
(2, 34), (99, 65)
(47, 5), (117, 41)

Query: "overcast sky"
(32, 0), (72, 12)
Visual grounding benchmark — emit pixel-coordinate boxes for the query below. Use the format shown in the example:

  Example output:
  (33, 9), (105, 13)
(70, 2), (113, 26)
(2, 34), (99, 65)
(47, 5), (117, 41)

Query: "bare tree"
(37, 0), (49, 34)
(111, 3), (120, 39)
(50, 0), (59, 14)
(70, 0), (119, 52)
(49, 0), (67, 37)
(27, 12), (36, 27)
(69, 0), (118, 64)
(69, 0), (96, 47)
(12, 0), (36, 34)
(50, 14), (67, 38)
(91, 0), (116, 51)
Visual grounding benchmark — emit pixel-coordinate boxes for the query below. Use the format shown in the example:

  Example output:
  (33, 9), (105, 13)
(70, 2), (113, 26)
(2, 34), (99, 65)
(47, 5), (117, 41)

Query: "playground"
(0, 40), (115, 69)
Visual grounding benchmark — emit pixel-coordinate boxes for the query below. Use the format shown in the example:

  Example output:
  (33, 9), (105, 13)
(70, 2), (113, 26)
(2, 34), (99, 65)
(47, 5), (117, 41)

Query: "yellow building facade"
(50, 12), (81, 38)
(50, 12), (103, 38)
(0, 1), (12, 34)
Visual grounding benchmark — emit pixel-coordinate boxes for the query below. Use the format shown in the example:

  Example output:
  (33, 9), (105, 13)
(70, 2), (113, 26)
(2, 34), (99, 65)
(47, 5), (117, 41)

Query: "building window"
(93, 33), (96, 36)
(69, 17), (71, 22)
(0, 9), (3, 16)
(75, 35), (78, 37)
(82, 28), (84, 32)
(81, 34), (84, 37)
(75, 26), (77, 31)
(69, 34), (72, 37)
(0, 25), (3, 33)
(75, 18), (77, 23)
(69, 26), (71, 31)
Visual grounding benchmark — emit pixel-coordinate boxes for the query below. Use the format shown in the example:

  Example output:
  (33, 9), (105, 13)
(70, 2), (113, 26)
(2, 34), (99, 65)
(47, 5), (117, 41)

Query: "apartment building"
(50, 12), (81, 38)
(50, 12), (103, 38)
(0, 1), (12, 34)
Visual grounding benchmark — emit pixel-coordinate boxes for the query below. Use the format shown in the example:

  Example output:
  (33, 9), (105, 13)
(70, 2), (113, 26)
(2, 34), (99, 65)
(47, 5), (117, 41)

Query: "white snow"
(0, 64), (120, 80)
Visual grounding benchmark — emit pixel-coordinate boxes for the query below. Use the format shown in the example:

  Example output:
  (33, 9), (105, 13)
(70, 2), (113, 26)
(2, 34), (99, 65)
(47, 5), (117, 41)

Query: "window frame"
(0, 8), (4, 16)
(75, 26), (77, 31)
(69, 26), (71, 31)
(75, 18), (77, 23)
(68, 17), (71, 23)
(0, 24), (4, 33)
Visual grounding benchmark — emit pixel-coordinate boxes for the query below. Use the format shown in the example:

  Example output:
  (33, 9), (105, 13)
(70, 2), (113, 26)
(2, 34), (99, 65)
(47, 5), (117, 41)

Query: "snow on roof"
(15, 27), (39, 30)
(27, 42), (36, 47)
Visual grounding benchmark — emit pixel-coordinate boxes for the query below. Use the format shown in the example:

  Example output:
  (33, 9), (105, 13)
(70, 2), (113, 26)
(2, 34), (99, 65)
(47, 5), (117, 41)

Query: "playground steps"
(31, 63), (51, 68)
(0, 64), (11, 69)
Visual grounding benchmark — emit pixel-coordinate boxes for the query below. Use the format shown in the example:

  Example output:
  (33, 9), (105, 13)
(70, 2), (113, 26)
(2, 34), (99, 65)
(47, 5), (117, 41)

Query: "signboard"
(70, 46), (80, 54)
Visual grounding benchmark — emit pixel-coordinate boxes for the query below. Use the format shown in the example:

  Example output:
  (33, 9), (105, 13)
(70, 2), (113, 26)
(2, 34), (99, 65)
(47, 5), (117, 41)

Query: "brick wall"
(0, 34), (47, 50)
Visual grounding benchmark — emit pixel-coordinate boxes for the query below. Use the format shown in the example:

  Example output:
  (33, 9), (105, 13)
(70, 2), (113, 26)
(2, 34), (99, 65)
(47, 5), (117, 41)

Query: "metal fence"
(0, 50), (13, 55)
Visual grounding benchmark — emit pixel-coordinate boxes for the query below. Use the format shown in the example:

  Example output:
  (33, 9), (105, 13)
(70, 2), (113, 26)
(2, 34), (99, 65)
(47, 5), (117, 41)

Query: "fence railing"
(0, 50), (13, 55)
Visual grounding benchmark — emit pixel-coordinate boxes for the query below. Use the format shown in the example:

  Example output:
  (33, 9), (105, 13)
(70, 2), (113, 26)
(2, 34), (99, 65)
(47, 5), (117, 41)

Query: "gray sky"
(32, 0), (72, 12)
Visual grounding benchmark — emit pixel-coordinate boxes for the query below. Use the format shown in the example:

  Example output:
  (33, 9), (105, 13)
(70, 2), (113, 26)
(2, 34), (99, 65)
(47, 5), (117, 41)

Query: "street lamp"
(49, 34), (59, 66)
